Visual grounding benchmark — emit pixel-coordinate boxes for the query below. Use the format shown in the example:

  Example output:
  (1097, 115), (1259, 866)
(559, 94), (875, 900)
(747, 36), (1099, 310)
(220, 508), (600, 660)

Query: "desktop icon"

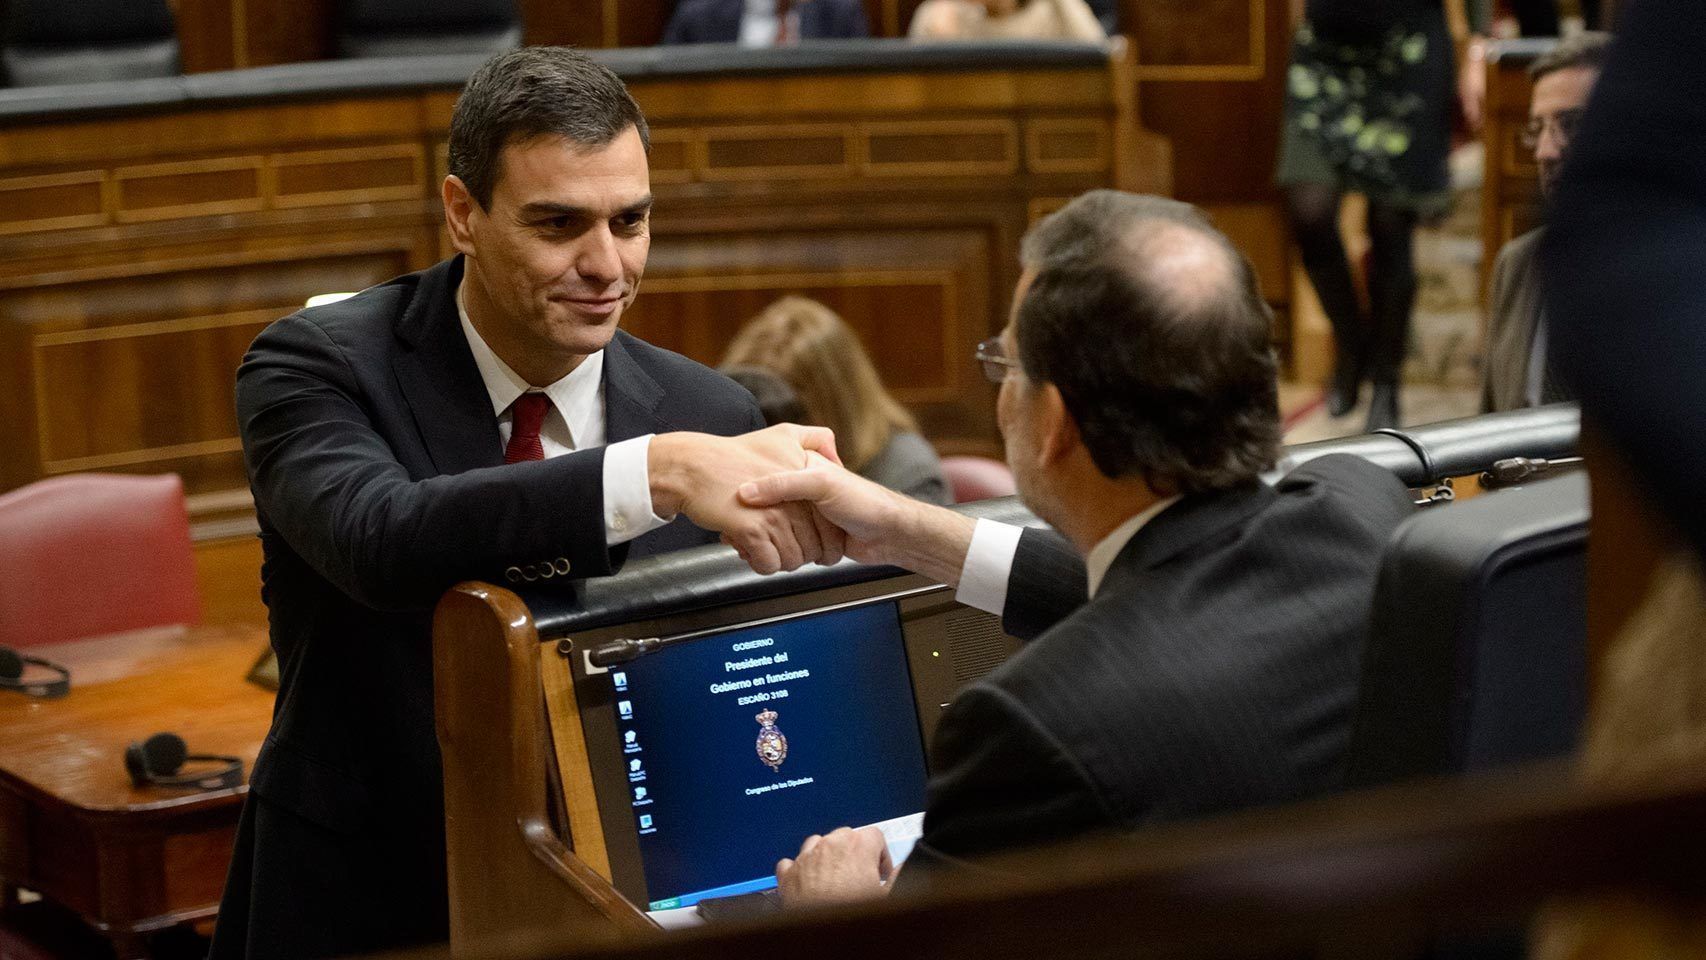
(612, 671), (628, 691)
(624, 730), (637, 745)
(630, 759), (643, 773)
(639, 814), (653, 829)
(618, 700), (633, 719)
(634, 786), (648, 802)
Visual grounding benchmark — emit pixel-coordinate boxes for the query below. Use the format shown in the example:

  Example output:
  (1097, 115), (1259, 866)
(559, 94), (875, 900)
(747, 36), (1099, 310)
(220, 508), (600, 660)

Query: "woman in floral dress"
(1278, 0), (1487, 430)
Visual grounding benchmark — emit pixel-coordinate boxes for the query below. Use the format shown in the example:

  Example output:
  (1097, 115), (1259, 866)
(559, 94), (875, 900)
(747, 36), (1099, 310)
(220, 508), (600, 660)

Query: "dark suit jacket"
(1542, 0), (1706, 561)
(1481, 227), (1544, 413)
(896, 454), (1411, 889)
(661, 0), (869, 44)
(211, 257), (762, 959)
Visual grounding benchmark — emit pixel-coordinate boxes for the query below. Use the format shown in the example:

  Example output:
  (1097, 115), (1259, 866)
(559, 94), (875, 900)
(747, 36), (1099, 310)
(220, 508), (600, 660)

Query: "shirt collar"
(1085, 495), (1182, 598)
(456, 281), (605, 448)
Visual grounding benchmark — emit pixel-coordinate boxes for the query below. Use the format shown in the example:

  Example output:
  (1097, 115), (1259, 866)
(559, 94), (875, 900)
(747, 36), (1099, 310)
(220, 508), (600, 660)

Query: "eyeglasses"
(975, 337), (1020, 384)
(1520, 107), (1585, 152)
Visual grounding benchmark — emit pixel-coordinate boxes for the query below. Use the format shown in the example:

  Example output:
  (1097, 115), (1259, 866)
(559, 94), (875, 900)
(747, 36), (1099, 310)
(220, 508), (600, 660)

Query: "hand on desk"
(649, 424), (847, 575)
(776, 826), (894, 908)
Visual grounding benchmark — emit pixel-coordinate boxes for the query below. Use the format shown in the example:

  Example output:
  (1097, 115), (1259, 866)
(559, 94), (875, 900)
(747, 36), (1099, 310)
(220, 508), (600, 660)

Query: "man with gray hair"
(743, 191), (1413, 904)
(1482, 32), (1611, 412)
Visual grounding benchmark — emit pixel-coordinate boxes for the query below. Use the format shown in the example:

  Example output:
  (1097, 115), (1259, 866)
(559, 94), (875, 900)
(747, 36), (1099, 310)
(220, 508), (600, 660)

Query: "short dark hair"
(1015, 190), (1281, 495)
(448, 46), (651, 209)
(1529, 31), (1611, 82)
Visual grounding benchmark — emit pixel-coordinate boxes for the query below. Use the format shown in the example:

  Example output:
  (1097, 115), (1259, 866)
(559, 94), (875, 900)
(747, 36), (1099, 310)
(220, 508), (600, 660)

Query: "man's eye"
(545, 216), (571, 230)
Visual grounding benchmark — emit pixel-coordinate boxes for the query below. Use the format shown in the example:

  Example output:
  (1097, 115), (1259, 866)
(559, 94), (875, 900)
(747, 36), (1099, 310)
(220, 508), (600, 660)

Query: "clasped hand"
(648, 424), (849, 574)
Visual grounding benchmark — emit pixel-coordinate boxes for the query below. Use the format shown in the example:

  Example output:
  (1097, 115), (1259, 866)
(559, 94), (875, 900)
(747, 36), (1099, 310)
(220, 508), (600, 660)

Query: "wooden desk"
(0, 625), (273, 958)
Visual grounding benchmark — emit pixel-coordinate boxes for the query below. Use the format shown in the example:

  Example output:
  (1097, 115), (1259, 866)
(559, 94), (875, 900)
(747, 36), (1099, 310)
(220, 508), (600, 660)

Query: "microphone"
(588, 637), (661, 668)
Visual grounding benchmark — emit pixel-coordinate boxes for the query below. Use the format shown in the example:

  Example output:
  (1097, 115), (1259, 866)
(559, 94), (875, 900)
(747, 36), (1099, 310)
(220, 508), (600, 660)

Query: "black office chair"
(1345, 471), (1589, 790)
(335, 0), (522, 59)
(1, 0), (179, 87)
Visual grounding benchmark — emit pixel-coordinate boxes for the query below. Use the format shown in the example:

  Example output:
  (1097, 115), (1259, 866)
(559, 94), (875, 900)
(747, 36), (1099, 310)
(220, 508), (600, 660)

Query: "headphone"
(0, 646), (70, 699)
(125, 733), (245, 791)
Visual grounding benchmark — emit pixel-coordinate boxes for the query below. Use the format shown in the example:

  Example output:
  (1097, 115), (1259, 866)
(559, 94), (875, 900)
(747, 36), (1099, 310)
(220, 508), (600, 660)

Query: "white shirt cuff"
(954, 518), (1023, 616)
(604, 434), (673, 546)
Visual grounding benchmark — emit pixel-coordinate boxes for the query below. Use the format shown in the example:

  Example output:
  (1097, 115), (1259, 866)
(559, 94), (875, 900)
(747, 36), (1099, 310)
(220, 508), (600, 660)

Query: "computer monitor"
(557, 570), (1020, 917)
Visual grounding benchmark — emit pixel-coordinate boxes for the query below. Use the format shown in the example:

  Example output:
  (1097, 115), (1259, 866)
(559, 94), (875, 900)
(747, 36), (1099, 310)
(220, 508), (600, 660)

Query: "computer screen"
(608, 600), (930, 910)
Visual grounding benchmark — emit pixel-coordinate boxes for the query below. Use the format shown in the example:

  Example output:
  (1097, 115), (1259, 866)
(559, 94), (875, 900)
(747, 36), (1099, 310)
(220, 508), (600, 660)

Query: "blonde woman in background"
(908, 0), (1106, 41)
(722, 297), (953, 505)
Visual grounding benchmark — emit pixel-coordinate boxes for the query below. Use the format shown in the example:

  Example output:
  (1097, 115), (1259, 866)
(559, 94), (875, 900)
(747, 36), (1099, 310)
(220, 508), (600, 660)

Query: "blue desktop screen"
(610, 601), (928, 910)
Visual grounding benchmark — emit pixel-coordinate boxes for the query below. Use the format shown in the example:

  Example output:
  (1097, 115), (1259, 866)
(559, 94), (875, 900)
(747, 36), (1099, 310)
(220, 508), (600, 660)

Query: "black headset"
(125, 733), (245, 791)
(0, 646), (70, 699)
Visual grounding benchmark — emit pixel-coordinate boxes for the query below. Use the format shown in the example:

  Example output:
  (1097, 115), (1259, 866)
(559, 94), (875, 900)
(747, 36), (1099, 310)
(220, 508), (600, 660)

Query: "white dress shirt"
(456, 284), (670, 546)
(954, 496), (1180, 615)
(739, 0), (799, 46)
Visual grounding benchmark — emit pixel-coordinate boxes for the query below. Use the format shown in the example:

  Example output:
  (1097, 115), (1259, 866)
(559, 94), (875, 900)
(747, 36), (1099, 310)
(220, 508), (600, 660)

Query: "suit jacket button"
(505, 566), (523, 583)
(521, 564), (539, 582)
(554, 558), (572, 575)
(539, 562), (555, 579)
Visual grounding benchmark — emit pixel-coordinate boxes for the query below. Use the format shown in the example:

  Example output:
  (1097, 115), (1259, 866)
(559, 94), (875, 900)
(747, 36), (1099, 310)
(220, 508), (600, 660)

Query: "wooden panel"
(270, 144), (426, 208)
(1128, 0), (1265, 80)
(0, 172), (107, 236)
(194, 535), (268, 627)
(864, 120), (1019, 177)
(161, 826), (240, 908)
(1204, 202), (1290, 305)
(1026, 118), (1111, 174)
(113, 158), (266, 223)
(701, 126), (853, 180)
(32, 310), (271, 468)
(173, 0), (240, 72)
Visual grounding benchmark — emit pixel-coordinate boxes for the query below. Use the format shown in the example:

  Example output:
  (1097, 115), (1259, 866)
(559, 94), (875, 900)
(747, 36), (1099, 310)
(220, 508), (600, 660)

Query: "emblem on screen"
(754, 709), (789, 772)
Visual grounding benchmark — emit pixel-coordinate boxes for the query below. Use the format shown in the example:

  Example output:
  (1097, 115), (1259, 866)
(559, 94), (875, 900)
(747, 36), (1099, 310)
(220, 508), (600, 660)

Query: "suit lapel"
(390, 256), (505, 476)
(602, 330), (673, 442)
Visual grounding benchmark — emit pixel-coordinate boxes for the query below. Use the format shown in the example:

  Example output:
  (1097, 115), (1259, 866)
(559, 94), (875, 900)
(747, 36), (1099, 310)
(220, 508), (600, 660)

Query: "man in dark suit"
(1480, 32), (1607, 413)
(739, 191), (1413, 902)
(661, 0), (869, 45)
(211, 48), (843, 959)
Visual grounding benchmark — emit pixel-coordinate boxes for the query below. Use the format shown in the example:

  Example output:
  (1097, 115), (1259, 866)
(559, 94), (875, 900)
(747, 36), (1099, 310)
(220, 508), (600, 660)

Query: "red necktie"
(776, 0), (795, 44)
(503, 393), (551, 464)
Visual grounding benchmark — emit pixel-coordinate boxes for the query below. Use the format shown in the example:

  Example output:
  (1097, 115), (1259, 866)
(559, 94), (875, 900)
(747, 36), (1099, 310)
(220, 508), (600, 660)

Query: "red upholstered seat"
(940, 455), (1017, 504)
(0, 473), (200, 649)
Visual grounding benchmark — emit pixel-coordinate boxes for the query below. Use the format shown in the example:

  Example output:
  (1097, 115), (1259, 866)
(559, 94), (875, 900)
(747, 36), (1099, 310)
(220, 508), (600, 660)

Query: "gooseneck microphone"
(0, 646), (70, 699)
(125, 733), (245, 791)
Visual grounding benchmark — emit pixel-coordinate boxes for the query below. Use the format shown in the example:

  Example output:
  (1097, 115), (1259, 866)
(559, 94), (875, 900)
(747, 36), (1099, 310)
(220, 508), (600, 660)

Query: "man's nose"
(576, 227), (623, 286)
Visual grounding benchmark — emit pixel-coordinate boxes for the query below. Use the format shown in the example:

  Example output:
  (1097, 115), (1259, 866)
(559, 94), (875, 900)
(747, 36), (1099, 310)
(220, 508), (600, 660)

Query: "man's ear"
(1035, 383), (1080, 469)
(442, 175), (479, 258)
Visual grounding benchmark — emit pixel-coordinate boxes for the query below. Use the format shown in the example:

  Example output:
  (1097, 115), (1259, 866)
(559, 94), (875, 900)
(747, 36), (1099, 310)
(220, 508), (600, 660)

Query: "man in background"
(662, 0), (870, 45)
(1481, 32), (1609, 412)
(739, 191), (1413, 903)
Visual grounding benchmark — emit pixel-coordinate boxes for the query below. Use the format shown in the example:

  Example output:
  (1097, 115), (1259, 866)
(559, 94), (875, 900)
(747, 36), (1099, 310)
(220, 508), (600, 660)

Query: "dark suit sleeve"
(840, 0), (870, 37)
(893, 683), (1107, 896)
(1542, 0), (1706, 559)
(661, 1), (696, 43)
(1001, 528), (1088, 641)
(1480, 239), (1516, 414)
(237, 313), (621, 612)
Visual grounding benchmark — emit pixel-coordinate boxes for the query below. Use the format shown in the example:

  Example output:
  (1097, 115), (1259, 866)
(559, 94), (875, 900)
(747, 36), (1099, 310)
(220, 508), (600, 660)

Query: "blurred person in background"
(1278, 0), (1489, 431)
(723, 296), (953, 505)
(1480, 31), (1608, 413)
(722, 365), (808, 426)
(662, 0), (869, 45)
(908, 0), (1106, 41)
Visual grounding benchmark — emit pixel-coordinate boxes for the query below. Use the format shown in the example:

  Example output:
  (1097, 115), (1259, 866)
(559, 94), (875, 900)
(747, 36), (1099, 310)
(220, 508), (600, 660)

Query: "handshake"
(648, 423), (960, 578)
